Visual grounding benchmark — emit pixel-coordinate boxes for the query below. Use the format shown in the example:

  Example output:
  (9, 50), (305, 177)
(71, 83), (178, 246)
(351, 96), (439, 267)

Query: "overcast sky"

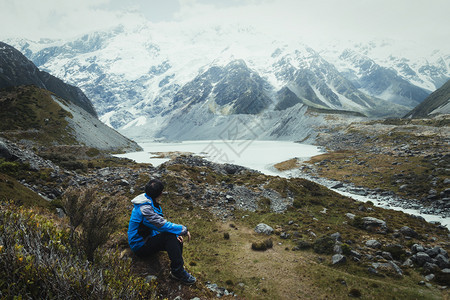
(0, 0), (449, 51)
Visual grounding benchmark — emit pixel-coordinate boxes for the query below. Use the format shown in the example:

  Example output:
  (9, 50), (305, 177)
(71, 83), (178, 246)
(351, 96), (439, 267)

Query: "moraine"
(116, 140), (449, 229)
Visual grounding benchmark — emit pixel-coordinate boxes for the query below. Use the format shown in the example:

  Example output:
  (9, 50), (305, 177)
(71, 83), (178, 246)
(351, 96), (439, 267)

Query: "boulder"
(371, 261), (403, 276)
(422, 262), (440, 274)
(365, 240), (382, 249)
(414, 252), (433, 267)
(411, 244), (425, 254)
(426, 246), (443, 258)
(362, 217), (387, 234)
(334, 244), (343, 254)
(254, 223), (274, 235)
(435, 254), (450, 269)
(424, 274), (435, 282)
(399, 226), (418, 238)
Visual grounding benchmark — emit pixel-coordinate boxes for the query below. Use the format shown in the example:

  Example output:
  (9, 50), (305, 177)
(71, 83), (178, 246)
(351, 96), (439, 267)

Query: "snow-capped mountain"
(6, 24), (449, 141)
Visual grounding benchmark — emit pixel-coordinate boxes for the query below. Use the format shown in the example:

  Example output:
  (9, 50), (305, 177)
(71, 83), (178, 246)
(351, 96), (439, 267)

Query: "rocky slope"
(404, 79), (450, 118)
(293, 116), (450, 223)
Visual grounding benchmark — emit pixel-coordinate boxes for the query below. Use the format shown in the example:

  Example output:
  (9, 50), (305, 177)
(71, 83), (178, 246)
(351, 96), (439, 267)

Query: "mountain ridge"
(0, 42), (141, 152)
(0, 41), (97, 117)
(404, 79), (450, 118)
(5, 26), (449, 141)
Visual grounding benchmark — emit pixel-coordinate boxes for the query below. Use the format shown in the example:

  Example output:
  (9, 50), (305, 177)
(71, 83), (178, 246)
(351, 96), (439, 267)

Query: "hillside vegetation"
(0, 143), (449, 299)
(0, 85), (75, 145)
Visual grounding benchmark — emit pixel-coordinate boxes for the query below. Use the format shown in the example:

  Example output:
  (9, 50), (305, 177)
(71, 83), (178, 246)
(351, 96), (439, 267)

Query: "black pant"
(135, 232), (184, 272)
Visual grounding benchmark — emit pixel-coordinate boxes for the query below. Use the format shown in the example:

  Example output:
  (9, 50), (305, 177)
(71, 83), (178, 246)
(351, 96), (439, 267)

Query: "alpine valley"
(6, 24), (449, 141)
(1, 23), (450, 300)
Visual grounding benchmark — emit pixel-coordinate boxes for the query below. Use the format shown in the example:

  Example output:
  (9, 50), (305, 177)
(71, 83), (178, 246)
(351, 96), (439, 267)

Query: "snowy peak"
(171, 59), (273, 115)
(5, 27), (449, 141)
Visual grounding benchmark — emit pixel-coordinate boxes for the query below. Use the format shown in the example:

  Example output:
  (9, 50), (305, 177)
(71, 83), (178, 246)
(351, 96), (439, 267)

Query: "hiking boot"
(170, 269), (196, 285)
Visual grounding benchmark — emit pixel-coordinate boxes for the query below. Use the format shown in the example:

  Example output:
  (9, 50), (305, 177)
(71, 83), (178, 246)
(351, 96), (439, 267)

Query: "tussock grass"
(273, 158), (299, 171)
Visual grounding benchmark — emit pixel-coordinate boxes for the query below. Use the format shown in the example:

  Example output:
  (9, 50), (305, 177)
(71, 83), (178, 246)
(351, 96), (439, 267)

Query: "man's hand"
(178, 231), (191, 243)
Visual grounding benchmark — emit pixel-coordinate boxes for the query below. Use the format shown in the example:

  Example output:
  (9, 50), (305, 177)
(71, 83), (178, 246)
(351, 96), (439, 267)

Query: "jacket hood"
(131, 193), (152, 205)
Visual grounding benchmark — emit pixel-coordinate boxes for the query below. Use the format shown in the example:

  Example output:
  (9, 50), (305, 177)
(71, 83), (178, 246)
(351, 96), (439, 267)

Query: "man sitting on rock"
(127, 178), (196, 284)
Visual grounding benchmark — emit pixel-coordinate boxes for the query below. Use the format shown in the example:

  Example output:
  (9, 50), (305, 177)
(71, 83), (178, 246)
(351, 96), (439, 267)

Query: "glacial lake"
(115, 140), (324, 176)
(116, 140), (449, 228)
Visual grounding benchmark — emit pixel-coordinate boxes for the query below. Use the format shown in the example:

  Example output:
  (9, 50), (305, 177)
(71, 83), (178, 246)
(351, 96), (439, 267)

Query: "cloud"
(0, 0), (449, 51)
(0, 0), (144, 40)
(171, 0), (450, 49)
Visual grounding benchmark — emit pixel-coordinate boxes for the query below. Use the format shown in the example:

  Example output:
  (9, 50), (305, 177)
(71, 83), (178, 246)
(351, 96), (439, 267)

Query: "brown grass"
(274, 158), (300, 171)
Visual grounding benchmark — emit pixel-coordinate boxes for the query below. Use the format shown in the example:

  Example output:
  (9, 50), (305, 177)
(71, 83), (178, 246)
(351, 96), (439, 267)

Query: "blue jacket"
(127, 193), (187, 252)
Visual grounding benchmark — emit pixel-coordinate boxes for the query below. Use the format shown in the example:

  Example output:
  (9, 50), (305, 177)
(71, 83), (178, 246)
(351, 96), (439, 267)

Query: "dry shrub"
(0, 204), (157, 299)
(62, 185), (118, 261)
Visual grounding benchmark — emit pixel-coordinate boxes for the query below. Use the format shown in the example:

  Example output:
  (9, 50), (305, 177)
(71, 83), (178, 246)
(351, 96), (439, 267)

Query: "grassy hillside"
(0, 85), (76, 145)
(0, 151), (449, 299)
(404, 80), (450, 118)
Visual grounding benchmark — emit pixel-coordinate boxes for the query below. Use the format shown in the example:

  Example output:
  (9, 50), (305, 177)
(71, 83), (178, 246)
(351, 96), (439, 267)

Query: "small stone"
(425, 274), (435, 281)
(345, 213), (356, 220)
(350, 250), (362, 259)
(280, 232), (290, 239)
(330, 232), (342, 242)
(334, 244), (343, 254)
(402, 258), (414, 268)
(332, 254), (346, 265)
(389, 261), (403, 276)
(254, 223), (274, 235)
